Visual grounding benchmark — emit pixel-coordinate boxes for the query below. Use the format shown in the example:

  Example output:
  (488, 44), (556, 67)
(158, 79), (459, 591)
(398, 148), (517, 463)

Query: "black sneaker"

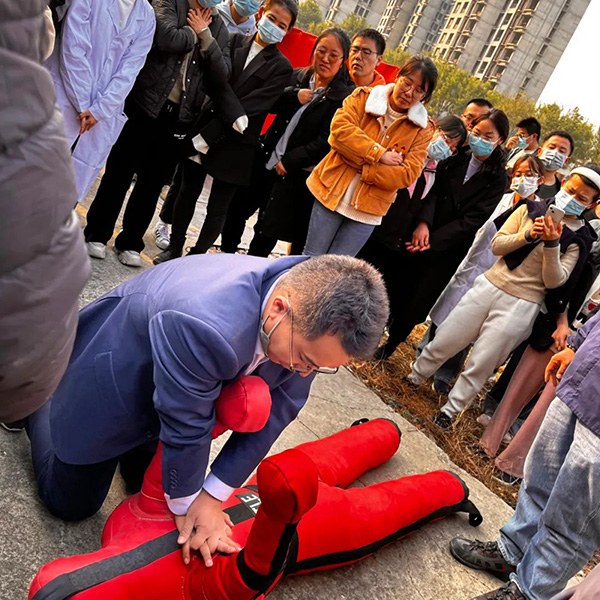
(1, 420), (25, 433)
(153, 247), (183, 265)
(471, 581), (525, 600)
(450, 537), (516, 582)
(433, 411), (452, 429)
(432, 379), (450, 395)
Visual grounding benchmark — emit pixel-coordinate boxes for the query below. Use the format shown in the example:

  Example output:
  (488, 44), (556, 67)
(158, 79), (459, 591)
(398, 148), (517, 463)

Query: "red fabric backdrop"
(261, 28), (400, 132)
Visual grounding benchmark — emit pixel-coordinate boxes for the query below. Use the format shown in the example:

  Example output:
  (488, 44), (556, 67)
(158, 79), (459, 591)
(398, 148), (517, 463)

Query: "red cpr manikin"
(30, 376), (482, 600)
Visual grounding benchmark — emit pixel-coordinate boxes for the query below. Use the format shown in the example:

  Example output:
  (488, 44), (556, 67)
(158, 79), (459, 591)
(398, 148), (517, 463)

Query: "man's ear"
(376, 54), (383, 67)
(564, 156), (571, 166)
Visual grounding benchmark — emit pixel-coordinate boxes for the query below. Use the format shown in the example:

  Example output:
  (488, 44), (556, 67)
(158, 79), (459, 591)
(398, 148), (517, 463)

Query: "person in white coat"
(45, 0), (155, 202)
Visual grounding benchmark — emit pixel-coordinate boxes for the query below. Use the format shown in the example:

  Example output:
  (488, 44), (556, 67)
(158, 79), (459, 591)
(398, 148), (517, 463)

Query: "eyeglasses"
(396, 76), (426, 99)
(287, 303), (339, 375)
(350, 45), (378, 57)
(315, 46), (344, 62)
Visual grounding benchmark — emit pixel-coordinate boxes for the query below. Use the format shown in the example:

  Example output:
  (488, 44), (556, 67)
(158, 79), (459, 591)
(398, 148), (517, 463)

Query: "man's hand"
(540, 215), (562, 241)
(380, 150), (404, 166)
(297, 89), (314, 105)
(78, 110), (98, 134)
(188, 7), (212, 34)
(545, 348), (575, 386)
(405, 221), (430, 253)
(505, 135), (518, 150)
(274, 161), (287, 176)
(174, 490), (241, 567)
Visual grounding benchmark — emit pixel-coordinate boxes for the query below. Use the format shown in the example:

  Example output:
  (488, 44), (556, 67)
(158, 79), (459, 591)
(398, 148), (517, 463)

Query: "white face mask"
(510, 175), (539, 199)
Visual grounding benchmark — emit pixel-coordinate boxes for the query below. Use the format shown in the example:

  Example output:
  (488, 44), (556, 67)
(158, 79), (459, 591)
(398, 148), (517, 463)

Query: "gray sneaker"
(153, 220), (170, 250)
(116, 249), (142, 268)
(86, 241), (106, 259)
(450, 537), (516, 582)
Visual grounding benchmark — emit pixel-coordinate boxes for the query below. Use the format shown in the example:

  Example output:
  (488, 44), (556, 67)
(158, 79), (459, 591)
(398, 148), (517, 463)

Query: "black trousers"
(169, 159), (239, 254)
(159, 163), (182, 225)
(220, 161), (277, 254)
(85, 101), (185, 253)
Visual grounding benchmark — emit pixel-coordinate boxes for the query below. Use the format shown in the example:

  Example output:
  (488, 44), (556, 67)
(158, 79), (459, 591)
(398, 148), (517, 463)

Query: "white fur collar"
(364, 83), (428, 129)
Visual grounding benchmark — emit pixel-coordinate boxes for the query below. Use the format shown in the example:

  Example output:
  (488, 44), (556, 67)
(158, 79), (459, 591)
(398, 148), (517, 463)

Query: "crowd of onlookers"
(11, 1), (600, 598)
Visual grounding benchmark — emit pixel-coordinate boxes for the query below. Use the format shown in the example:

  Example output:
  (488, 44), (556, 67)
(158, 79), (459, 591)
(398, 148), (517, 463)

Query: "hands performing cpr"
(174, 489), (241, 567)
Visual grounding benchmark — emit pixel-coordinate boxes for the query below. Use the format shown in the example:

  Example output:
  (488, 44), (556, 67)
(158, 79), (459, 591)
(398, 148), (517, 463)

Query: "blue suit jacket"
(50, 254), (314, 499)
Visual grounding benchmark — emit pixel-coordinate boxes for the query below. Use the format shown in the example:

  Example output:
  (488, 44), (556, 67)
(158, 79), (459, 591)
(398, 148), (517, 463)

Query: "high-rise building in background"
(315, 0), (591, 101)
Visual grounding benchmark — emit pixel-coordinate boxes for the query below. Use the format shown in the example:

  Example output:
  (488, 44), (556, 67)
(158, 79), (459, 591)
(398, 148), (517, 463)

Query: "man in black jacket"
(83, 0), (231, 267)
(153, 0), (297, 263)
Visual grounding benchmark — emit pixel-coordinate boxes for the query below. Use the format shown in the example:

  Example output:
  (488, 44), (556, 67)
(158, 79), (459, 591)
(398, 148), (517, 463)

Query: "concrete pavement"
(0, 191), (518, 599)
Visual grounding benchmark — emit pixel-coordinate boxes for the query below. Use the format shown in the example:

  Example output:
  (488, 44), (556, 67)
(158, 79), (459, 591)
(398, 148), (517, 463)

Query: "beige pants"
(413, 275), (540, 417)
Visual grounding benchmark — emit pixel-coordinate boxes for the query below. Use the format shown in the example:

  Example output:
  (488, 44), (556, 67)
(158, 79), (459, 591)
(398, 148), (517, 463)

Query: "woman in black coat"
(220, 27), (355, 256)
(371, 109), (509, 359)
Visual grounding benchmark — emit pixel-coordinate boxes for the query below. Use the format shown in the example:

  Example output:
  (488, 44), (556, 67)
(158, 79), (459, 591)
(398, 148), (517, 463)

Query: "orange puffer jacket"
(307, 84), (433, 217)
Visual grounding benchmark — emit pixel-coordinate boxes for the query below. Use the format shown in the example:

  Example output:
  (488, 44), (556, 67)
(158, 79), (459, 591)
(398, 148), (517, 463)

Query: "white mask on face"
(510, 175), (539, 199)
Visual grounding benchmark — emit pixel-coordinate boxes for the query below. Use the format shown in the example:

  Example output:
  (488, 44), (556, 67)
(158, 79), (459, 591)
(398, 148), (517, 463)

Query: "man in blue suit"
(26, 253), (388, 566)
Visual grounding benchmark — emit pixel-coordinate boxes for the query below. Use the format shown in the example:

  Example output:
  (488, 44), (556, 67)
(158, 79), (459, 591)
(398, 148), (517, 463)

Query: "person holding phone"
(407, 166), (600, 429)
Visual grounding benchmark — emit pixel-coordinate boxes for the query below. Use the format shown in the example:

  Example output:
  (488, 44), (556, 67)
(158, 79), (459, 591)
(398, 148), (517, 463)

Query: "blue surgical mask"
(257, 14), (286, 44)
(427, 136), (452, 161)
(554, 189), (587, 217)
(469, 134), (495, 157)
(233, 0), (262, 17)
(515, 136), (529, 149)
(196, 0), (220, 7)
(259, 308), (289, 356)
(539, 148), (568, 171)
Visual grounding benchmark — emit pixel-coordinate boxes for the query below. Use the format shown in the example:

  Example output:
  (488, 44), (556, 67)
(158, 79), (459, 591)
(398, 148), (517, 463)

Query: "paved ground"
(1, 187), (519, 599)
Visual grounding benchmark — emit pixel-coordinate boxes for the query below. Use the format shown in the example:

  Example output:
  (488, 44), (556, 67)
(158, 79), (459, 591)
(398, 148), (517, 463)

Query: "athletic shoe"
(450, 537), (516, 582)
(494, 469), (522, 487)
(470, 581), (525, 600)
(1, 420), (25, 433)
(153, 247), (182, 265)
(477, 413), (492, 427)
(116, 249), (142, 268)
(433, 411), (452, 429)
(86, 241), (106, 259)
(153, 220), (170, 250)
(431, 379), (450, 395)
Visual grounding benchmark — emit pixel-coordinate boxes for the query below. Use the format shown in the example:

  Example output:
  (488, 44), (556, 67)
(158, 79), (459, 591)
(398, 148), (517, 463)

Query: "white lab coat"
(45, 0), (155, 201)
(430, 193), (541, 326)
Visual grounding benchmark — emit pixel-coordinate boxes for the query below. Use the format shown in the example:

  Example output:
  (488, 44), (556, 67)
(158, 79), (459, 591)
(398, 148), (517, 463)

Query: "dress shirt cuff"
(192, 132), (210, 154)
(233, 115), (249, 134)
(203, 473), (235, 502)
(165, 489), (202, 516)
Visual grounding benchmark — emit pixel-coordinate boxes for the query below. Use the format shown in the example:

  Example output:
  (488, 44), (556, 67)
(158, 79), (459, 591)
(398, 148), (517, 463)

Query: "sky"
(537, 0), (600, 128)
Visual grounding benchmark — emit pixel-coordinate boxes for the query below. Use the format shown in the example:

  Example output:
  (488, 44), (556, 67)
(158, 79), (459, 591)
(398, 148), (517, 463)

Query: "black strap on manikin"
(32, 485), (261, 600)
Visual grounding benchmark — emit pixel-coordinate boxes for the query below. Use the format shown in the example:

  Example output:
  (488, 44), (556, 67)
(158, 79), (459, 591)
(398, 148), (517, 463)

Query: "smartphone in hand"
(546, 204), (565, 226)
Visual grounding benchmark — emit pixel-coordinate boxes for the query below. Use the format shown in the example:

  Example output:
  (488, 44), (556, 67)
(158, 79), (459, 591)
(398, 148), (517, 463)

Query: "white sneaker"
(153, 220), (170, 250)
(116, 249), (142, 268)
(405, 370), (425, 387)
(86, 241), (106, 259)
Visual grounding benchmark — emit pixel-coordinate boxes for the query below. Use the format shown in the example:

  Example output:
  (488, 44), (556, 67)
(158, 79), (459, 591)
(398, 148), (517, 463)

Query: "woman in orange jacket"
(303, 55), (438, 257)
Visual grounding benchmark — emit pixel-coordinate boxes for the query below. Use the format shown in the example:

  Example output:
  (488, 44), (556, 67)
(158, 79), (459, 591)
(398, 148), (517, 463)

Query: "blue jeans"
(497, 397), (600, 600)
(303, 200), (375, 257)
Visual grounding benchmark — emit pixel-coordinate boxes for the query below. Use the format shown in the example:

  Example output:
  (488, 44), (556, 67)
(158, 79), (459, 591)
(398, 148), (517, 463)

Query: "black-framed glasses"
(288, 303), (339, 375)
(350, 45), (378, 57)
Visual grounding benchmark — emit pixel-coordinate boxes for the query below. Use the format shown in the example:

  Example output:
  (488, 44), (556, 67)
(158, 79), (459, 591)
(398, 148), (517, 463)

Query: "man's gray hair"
(280, 255), (389, 359)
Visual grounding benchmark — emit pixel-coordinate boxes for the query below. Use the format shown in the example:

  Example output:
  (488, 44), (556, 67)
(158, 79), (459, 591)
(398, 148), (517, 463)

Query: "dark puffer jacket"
(130, 0), (231, 123)
(0, 0), (90, 421)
